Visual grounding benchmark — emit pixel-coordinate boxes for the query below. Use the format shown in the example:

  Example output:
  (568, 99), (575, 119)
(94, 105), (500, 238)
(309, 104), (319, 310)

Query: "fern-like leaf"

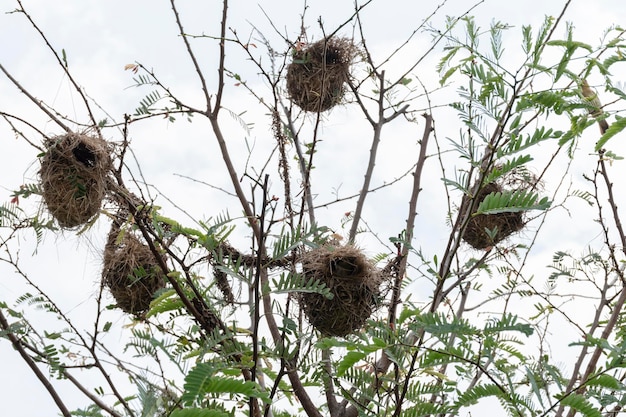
(336, 351), (367, 377)
(146, 289), (185, 318)
(585, 373), (623, 390)
(134, 90), (162, 115)
(557, 393), (602, 417)
(170, 409), (230, 417)
(483, 313), (533, 336)
(595, 115), (626, 151)
(485, 155), (533, 184)
(182, 363), (269, 406)
(400, 402), (454, 417)
(271, 272), (332, 298)
(476, 189), (551, 215)
(455, 383), (507, 408)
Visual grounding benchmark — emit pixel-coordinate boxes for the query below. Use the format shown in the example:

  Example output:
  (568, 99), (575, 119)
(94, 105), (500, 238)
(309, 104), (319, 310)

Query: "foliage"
(1, 1), (626, 417)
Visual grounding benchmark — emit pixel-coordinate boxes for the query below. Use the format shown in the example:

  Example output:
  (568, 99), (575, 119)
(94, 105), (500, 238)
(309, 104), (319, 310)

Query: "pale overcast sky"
(2, 1), (626, 416)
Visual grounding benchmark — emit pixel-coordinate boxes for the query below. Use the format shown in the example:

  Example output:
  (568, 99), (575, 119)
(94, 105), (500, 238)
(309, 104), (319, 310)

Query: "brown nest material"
(286, 37), (358, 112)
(462, 182), (525, 250)
(102, 227), (166, 315)
(39, 132), (112, 228)
(298, 244), (382, 337)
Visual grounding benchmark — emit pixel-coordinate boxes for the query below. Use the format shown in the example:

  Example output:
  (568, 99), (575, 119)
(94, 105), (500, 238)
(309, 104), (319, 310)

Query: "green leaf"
(585, 373), (622, 390)
(483, 313), (534, 336)
(455, 383), (505, 407)
(61, 48), (68, 67)
(501, 126), (562, 156)
(595, 116), (626, 151)
(525, 366), (545, 408)
(485, 155), (533, 184)
(271, 272), (333, 298)
(476, 190), (551, 215)
(336, 351), (367, 377)
(401, 402), (453, 417)
(271, 224), (323, 261)
(170, 409), (230, 417)
(44, 331), (61, 340)
(181, 363), (270, 405)
(557, 393), (602, 417)
(145, 288), (184, 318)
(336, 338), (388, 376)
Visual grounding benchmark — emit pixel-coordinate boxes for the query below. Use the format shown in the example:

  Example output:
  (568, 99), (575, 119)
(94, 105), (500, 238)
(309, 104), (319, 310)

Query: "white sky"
(2, 1), (626, 416)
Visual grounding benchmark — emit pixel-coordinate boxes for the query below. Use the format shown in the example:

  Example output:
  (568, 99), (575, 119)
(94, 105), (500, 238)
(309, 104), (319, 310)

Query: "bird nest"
(39, 132), (112, 228)
(462, 167), (539, 249)
(286, 37), (358, 112)
(298, 244), (382, 337)
(102, 226), (166, 315)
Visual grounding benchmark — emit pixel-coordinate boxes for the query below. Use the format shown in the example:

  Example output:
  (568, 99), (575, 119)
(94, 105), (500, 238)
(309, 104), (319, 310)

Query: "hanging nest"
(102, 226), (167, 315)
(298, 244), (382, 337)
(39, 132), (112, 228)
(462, 168), (539, 249)
(286, 37), (358, 112)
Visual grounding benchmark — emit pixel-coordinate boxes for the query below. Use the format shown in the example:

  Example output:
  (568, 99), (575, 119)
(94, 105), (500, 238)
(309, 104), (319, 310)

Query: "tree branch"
(0, 308), (72, 417)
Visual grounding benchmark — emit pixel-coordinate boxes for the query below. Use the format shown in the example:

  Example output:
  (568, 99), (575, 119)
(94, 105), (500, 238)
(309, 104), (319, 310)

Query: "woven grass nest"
(462, 168), (538, 249)
(286, 37), (358, 112)
(299, 244), (382, 337)
(103, 226), (166, 315)
(39, 132), (112, 228)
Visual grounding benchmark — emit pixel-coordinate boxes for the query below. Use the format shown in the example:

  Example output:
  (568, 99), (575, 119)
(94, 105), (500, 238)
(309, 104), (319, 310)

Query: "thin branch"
(348, 71), (387, 243)
(250, 175), (270, 417)
(0, 112), (47, 151)
(0, 63), (70, 133)
(213, 0), (229, 116)
(389, 113), (432, 325)
(0, 308), (72, 417)
(15, 0), (98, 129)
(169, 0), (212, 112)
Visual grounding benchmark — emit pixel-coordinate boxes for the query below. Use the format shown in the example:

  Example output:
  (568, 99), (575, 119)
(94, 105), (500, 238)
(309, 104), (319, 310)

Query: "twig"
(250, 175), (270, 417)
(349, 71), (399, 242)
(213, 0), (229, 115)
(389, 113), (432, 326)
(558, 153), (626, 417)
(0, 112), (47, 151)
(169, 0), (212, 111)
(15, 0), (98, 129)
(0, 63), (70, 133)
(0, 309), (72, 417)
